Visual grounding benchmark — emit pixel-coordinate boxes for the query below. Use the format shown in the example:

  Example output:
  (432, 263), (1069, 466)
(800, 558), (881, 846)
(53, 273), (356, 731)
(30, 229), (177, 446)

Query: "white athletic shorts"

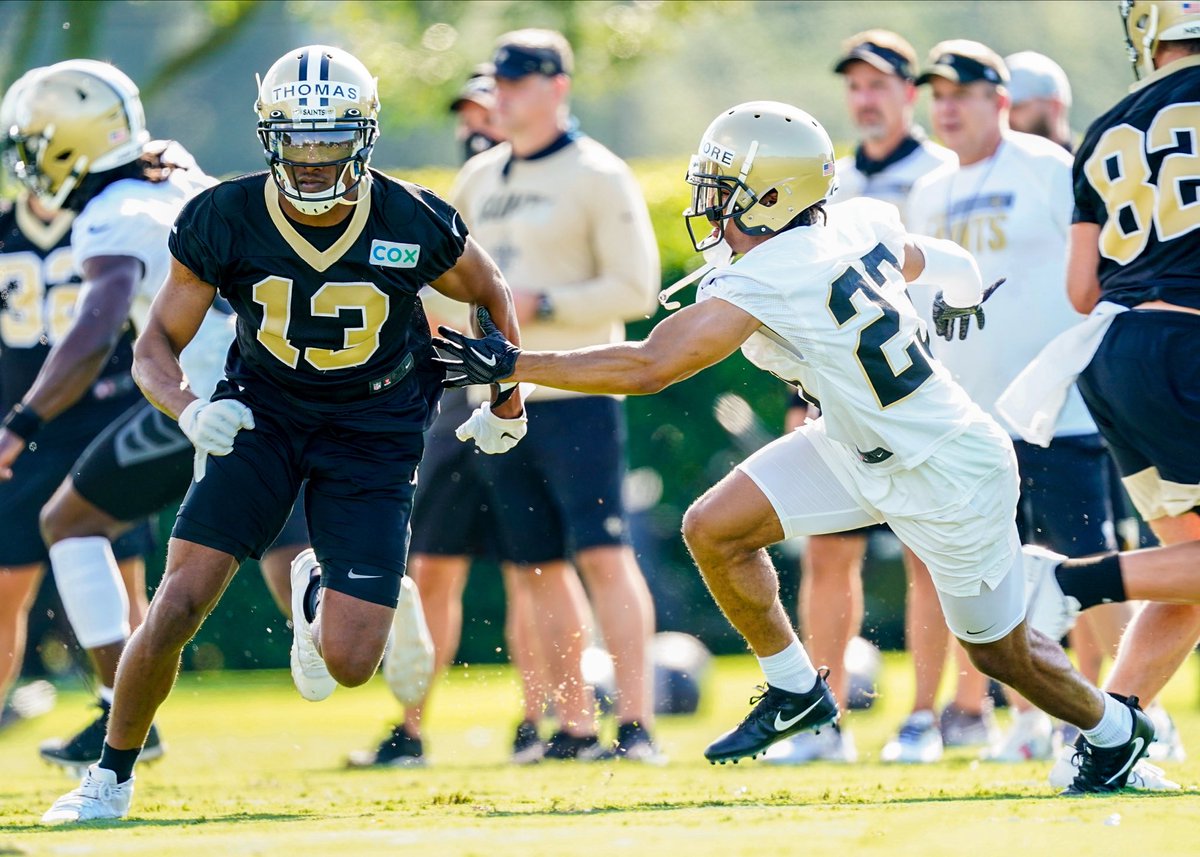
(738, 417), (1025, 644)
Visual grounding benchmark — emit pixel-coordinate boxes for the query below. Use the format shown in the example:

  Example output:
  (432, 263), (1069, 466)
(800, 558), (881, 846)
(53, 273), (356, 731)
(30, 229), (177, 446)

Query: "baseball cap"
(449, 74), (495, 113)
(492, 29), (573, 80)
(916, 40), (1010, 86)
(1005, 51), (1072, 106)
(833, 30), (918, 81)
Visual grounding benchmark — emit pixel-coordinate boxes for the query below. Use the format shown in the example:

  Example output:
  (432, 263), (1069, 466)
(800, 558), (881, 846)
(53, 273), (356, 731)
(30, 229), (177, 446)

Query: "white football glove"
(455, 401), (527, 454)
(178, 398), (255, 481)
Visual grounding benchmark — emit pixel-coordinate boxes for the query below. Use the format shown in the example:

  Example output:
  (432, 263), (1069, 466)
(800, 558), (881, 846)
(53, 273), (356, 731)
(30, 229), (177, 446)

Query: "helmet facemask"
(683, 141), (769, 252)
(257, 118), (376, 215)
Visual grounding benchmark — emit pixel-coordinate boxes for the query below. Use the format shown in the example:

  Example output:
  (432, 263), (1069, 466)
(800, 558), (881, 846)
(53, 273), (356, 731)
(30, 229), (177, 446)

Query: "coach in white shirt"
(906, 40), (1118, 763)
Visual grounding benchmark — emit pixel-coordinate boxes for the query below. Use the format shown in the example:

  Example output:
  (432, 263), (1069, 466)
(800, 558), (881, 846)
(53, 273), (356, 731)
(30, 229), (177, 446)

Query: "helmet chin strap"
(277, 162), (364, 215)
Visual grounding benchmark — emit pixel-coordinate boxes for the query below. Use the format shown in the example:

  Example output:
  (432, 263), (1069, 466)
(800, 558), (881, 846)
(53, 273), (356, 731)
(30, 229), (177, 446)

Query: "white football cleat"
(289, 548), (336, 702)
(1146, 702), (1187, 763)
(42, 765), (132, 824)
(1021, 545), (1078, 640)
(982, 708), (1056, 762)
(881, 710), (943, 763)
(1048, 741), (1180, 791)
(383, 576), (435, 706)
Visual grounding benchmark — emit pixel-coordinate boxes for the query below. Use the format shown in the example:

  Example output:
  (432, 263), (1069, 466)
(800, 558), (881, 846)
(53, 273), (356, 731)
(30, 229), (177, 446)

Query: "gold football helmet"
(684, 101), (836, 252)
(7, 60), (149, 211)
(1121, 0), (1200, 78)
(255, 45), (380, 215)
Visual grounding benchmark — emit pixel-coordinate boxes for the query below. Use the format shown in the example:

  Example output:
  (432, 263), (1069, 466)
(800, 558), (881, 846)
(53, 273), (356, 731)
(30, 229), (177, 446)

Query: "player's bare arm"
(429, 237), (525, 417)
(1066, 222), (1102, 314)
(132, 256), (217, 419)
(440, 297), (761, 396)
(17, 255), (140, 423)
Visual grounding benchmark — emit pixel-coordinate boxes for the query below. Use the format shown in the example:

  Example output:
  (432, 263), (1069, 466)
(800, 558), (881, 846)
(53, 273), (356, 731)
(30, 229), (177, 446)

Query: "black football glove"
(931, 278), (1006, 341)
(432, 306), (521, 388)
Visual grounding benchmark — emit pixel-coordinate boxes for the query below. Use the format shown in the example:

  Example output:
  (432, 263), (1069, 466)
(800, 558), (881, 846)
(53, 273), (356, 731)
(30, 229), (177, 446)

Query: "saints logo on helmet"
(684, 101), (836, 252)
(1121, 0), (1200, 78)
(6, 60), (149, 212)
(255, 45), (380, 216)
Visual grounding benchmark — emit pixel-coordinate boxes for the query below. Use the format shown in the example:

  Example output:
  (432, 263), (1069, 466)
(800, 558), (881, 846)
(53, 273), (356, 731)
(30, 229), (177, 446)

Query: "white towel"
(995, 301), (1128, 447)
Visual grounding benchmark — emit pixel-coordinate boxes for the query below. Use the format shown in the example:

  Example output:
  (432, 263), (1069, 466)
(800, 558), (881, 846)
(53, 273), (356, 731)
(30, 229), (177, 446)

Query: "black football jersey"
(0, 199), (136, 417)
(1073, 58), (1200, 309)
(169, 170), (467, 406)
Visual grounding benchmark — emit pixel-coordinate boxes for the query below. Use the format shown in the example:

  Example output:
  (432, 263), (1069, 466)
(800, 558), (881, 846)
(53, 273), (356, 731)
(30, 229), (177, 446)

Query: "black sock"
(98, 742), (140, 783)
(303, 573), (323, 623)
(1054, 552), (1126, 610)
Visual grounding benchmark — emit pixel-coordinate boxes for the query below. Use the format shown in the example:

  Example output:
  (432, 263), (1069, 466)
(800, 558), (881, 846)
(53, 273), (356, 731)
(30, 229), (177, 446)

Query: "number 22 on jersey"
(252, 275), (389, 371)
(826, 243), (933, 409)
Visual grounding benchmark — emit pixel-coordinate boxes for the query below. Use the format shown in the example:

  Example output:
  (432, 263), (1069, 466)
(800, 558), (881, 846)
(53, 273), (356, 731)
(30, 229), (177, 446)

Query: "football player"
(0, 68), (152, 741)
(438, 100), (1155, 795)
(771, 28), (957, 767)
(1002, 0), (1200, 789)
(42, 44), (523, 823)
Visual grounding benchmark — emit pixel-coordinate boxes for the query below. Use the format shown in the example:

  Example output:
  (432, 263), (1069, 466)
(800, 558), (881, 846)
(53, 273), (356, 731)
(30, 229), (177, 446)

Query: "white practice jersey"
(906, 132), (1095, 436)
(70, 146), (229, 398)
(828, 135), (956, 223)
(697, 197), (989, 469)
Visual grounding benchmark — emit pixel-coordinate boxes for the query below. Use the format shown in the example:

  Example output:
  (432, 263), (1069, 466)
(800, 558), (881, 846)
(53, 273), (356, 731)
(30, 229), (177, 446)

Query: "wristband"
(3, 403), (43, 440)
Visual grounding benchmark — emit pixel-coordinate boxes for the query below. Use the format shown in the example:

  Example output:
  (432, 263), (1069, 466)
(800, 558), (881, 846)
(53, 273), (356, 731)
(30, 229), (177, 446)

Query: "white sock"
(48, 537), (130, 649)
(98, 685), (115, 705)
(1082, 694), (1135, 748)
(757, 637), (818, 694)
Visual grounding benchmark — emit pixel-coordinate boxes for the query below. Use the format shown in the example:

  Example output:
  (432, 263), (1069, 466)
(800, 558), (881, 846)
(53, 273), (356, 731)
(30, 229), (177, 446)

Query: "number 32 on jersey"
(252, 275), (388, 371)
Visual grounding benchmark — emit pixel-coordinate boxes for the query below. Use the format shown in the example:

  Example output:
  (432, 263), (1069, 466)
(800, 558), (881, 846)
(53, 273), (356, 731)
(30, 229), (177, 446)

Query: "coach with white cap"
(1005, 51), (1073, 150)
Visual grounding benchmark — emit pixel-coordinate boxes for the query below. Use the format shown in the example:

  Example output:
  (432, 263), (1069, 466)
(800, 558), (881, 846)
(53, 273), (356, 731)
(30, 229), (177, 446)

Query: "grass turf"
(1, 652), (1197, 856)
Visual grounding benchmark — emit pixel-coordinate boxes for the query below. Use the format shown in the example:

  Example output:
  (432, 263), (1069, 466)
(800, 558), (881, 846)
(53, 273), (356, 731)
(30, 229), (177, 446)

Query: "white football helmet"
(255, 45), (380, 215)
(6, 60), (149, 211)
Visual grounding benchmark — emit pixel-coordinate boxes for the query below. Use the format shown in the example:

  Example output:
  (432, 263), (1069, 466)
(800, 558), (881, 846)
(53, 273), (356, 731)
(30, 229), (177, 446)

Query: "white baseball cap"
(1005, 51), (1072, 107)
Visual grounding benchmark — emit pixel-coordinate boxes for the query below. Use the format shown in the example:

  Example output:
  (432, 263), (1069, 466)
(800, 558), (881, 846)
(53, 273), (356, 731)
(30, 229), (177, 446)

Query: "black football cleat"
(704, 669), (839, 764)
(543, 730), (612, 761)
(40, 699), (165, 772)
(1061, 693), (1155, 795)
(346, 723), (426, 768)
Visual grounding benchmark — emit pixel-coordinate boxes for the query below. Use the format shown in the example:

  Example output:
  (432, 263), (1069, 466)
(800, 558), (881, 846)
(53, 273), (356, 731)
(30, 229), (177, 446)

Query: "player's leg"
(503, 563), (553, 761)
(684, 426), (877, 763)
(39, 401), (195, 770)
(400, 553), (469, 734)
(765, 531), (864, 765)
(0, 565), (44, 705)
(257, 495), (309, 618)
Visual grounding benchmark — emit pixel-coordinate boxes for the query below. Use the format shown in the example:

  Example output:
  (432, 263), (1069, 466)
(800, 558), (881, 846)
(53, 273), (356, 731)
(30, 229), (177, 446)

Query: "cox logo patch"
(370, 240), (421, 268)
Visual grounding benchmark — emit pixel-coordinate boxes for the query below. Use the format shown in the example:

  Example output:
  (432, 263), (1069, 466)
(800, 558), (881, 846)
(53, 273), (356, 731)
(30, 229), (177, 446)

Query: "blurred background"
(0, 0), (1139, 676)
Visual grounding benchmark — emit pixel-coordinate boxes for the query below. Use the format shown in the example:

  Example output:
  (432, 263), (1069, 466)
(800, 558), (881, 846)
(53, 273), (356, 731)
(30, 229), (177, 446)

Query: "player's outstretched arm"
(133, 256), (218, 419)
(428, 237), (523, 418)
(904, 236), (1003, 341)
(438, 297), (761, 397)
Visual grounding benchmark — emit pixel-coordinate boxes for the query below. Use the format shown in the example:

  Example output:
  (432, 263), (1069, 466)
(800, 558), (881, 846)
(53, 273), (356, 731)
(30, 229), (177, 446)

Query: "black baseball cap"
(916, 40), (1010, 86)
(492, 30), (573, 80)
(449, 74), (495, 113)
(834, 30), (918, 81)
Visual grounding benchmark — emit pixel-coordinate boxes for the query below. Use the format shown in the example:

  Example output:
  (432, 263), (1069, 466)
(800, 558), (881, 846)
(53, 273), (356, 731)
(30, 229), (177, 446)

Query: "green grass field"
(2, 653), (1198, 856)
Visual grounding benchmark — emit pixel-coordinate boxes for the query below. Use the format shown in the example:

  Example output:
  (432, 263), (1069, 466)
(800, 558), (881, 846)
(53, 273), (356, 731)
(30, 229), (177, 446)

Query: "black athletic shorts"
(410, 390), (497, 558)
(475, 396), (628, 565)
(1013, 434), (1115, 555)
(173, 376), (427, 608)
(1078, 309), (1200, 518)
(0, 389), (150, 567)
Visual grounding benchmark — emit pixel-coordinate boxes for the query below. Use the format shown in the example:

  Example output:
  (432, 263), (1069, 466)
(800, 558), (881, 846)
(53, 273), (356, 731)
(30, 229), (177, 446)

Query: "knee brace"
(48, 536), (130, 649)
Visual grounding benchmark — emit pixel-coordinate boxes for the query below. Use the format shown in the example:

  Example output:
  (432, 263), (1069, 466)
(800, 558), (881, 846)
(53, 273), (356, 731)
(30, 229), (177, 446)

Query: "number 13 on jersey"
(252, 275), (389, 371)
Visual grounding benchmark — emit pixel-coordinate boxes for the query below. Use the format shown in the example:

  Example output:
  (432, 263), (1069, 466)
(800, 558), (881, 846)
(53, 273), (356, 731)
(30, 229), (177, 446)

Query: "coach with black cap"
(828, 29), (956, 220)
(449, 65), (504, 162)
(449, 28), (662, 763)
(768, 28), (957, 768)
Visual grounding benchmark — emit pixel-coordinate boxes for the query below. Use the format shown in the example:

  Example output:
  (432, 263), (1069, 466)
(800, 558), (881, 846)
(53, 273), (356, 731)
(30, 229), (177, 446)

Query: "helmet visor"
(272, 128), (361, 166)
